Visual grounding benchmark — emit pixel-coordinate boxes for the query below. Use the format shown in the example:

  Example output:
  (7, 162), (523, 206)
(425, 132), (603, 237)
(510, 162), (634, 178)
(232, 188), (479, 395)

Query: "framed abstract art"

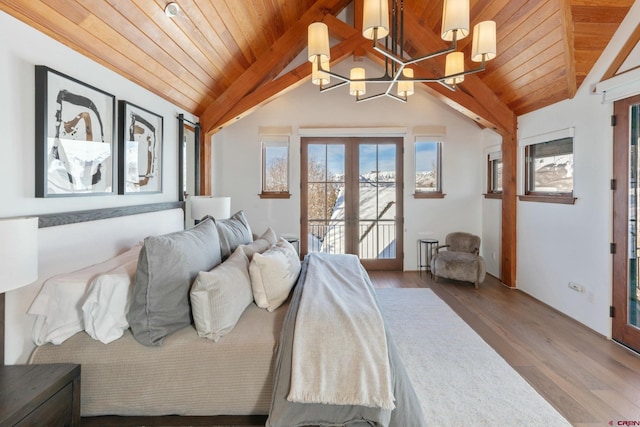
(117, 101), (163, 194)
(35, 66), (116, 197)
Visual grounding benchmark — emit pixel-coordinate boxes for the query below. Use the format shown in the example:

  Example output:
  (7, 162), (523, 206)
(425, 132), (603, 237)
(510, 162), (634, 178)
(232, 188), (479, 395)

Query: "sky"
(307, 140), (438, 179)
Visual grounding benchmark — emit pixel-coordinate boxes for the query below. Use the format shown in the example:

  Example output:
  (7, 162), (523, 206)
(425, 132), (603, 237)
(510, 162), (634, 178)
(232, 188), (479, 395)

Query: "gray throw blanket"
(288, 253), (394, 410)
(267, 253), (426, 427)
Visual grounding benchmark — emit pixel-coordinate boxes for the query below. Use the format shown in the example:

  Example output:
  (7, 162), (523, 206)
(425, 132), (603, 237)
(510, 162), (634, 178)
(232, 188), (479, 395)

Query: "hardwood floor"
(85, 271), (640, 426)
(367, 270), (640, 427)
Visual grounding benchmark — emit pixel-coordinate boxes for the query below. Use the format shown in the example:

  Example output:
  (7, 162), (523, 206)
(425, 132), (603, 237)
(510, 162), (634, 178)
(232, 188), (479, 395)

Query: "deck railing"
(307, 221), (395, 259)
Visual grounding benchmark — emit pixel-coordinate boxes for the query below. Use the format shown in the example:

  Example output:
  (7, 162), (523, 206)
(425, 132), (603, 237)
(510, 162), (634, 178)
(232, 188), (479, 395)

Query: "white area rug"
(377, 288), (571, 426)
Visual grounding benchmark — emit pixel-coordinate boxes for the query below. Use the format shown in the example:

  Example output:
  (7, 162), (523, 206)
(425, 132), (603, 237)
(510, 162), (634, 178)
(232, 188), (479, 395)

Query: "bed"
(7, 206), (424, 426)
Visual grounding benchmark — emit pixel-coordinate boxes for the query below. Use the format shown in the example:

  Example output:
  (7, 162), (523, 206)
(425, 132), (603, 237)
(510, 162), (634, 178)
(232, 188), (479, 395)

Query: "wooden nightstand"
(0, 364), (80, 426)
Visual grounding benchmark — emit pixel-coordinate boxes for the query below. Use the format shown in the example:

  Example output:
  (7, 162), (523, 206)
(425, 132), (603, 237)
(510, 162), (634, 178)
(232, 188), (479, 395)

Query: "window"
(486, 151), (502, 198)
(260, 136), (290, 198)
(414, 139), (443, 198)
(522, 136), (575, 204)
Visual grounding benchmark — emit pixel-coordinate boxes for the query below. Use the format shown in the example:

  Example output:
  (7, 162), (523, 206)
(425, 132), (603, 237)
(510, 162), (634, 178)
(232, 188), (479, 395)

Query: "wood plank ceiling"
(0, 0), (634, 136)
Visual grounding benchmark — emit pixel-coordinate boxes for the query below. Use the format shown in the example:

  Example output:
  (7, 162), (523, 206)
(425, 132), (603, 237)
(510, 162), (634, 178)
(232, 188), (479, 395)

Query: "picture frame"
(35, 65), (116, 197)
(118, 101), (163, 194)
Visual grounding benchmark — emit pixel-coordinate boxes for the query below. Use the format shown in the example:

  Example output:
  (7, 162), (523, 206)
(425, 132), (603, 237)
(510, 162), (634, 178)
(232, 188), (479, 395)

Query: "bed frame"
(82, 414), (267, 426)
(3, 203), (265, 426)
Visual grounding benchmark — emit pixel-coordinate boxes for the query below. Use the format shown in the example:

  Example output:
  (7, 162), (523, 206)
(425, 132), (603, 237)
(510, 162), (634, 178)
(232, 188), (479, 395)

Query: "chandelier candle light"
(308, 0), (497, 102)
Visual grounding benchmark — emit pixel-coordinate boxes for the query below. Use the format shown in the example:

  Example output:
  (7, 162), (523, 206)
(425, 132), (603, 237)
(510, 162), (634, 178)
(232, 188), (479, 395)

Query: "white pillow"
(190, 247), (253, 342)
(275, 237), (299, 261)
(29, 244), (141, 345)
(239, 227), (277, 260)
(249, 238), (301, 312)
(82, 259), (137, 344)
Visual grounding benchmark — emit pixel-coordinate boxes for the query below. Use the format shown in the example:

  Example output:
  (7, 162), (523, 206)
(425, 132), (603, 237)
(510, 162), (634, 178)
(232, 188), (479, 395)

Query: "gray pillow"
(128, 218), (222, 346)
(215, 210), (253, 260)
(190, 247), (253, 342)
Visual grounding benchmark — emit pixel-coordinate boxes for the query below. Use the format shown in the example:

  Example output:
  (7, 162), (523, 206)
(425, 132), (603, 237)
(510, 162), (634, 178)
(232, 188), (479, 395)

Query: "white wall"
(515, 1), (640, 337)
(211, 59), (487, 270)
(0, 11), (197, 220)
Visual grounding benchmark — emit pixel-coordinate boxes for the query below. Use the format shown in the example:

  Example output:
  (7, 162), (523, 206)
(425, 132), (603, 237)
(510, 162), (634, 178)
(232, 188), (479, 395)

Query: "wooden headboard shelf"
(38, 202), (184, 228)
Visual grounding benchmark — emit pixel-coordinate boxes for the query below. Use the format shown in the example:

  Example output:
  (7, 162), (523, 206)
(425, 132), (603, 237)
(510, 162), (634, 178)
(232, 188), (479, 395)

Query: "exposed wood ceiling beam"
(601, 21), (640, 81)
(210, 32), (366, 132)
(560, 0), (578, 98)
(200, 0), (351, 135)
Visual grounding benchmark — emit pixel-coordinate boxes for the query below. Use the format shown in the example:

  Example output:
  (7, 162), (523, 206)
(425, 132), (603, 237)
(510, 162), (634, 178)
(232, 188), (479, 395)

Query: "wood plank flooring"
(367, 270), (640, 427)
(85, 271), (640, 426)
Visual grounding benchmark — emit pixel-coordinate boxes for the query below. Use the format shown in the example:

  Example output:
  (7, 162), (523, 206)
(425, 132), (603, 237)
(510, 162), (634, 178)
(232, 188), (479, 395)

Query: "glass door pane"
(307, 143), (345, 254)
(359, 143), (397, 260)
(630, 105), (640, 329)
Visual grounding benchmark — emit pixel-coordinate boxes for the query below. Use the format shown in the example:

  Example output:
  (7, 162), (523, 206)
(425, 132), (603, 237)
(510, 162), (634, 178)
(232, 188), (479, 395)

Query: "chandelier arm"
(372, 43), (404, 66)
(321, 69), (351, 82)
(317, 58), (486, 87)
(439, 56), (488, 82)
(402, 56), (488, 84)
(386, 93), (409, 103)
(383, 81), (409, 103)
(322, 68), (409, 84)
(318, 81), (349, 92)
(438, 80), (457, 91)
(355, 92), (404, 103)
(371, 38), (457, 67)
(405, 43), (458, 66)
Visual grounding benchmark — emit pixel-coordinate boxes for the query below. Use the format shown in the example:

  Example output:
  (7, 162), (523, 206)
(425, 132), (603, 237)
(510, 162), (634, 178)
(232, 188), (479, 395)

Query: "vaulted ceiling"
(0, 0), (636, 136)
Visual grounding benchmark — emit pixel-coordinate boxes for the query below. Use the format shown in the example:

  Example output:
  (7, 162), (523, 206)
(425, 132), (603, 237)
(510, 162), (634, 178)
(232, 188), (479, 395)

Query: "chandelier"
(307, 0), (497, 102)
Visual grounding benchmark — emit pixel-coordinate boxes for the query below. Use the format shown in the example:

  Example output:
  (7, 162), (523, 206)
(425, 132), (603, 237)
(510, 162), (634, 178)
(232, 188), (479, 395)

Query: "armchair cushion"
(431, 251), (486, 284)
(446, 232), (480, 254)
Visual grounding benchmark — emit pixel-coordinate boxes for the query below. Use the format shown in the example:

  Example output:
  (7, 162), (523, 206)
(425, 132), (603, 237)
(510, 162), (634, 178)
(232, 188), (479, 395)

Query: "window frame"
(485, 151), (502, 199)
(520, 136), (576, 205)
(260, 135), (291, 199)
(414, 138), (444, 199)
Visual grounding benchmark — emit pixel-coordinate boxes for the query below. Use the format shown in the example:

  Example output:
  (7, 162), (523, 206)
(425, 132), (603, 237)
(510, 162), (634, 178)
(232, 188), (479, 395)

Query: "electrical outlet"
(568, 282), (584, 293)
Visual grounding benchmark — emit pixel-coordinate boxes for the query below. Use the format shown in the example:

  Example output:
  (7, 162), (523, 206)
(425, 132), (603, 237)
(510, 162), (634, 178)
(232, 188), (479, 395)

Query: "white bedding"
(82, 258), (138, 343)
(28, 243), (141, 345)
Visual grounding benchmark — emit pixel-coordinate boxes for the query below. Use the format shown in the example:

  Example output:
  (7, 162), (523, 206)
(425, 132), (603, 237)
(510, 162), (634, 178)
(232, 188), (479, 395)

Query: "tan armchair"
(430, 232), (486, 288)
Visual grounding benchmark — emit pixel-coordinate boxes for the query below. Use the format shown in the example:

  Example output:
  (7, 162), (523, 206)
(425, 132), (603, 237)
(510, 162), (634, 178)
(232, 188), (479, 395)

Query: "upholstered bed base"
(30, 301), (288, 418)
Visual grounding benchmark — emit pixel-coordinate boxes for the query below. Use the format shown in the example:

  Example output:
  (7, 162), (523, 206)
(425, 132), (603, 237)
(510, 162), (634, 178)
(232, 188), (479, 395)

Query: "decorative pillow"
(29, 243), (142, 345)
(275, 237), (299, 262)
(190, 247), (253, 342)
(239, 227), (277, 261)
(82, 258), (137, 344)
(128, 218), (222, 346)
(249, 238), (301, 312)
(215, 210), (253, 260)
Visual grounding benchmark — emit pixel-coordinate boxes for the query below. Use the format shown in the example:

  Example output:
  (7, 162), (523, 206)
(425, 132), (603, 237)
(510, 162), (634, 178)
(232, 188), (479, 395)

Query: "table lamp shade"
(0, 217), (38, 293)
(190, 196), (231, 221)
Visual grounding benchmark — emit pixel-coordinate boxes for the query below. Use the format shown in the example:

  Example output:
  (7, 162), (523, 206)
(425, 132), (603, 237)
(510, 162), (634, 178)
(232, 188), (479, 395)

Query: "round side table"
(418, 238), (439, 276)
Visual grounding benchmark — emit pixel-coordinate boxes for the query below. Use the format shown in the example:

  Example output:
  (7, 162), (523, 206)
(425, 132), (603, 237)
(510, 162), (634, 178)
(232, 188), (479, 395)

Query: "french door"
(300, 137), (403, 270)
(613, 94), (640, 352)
